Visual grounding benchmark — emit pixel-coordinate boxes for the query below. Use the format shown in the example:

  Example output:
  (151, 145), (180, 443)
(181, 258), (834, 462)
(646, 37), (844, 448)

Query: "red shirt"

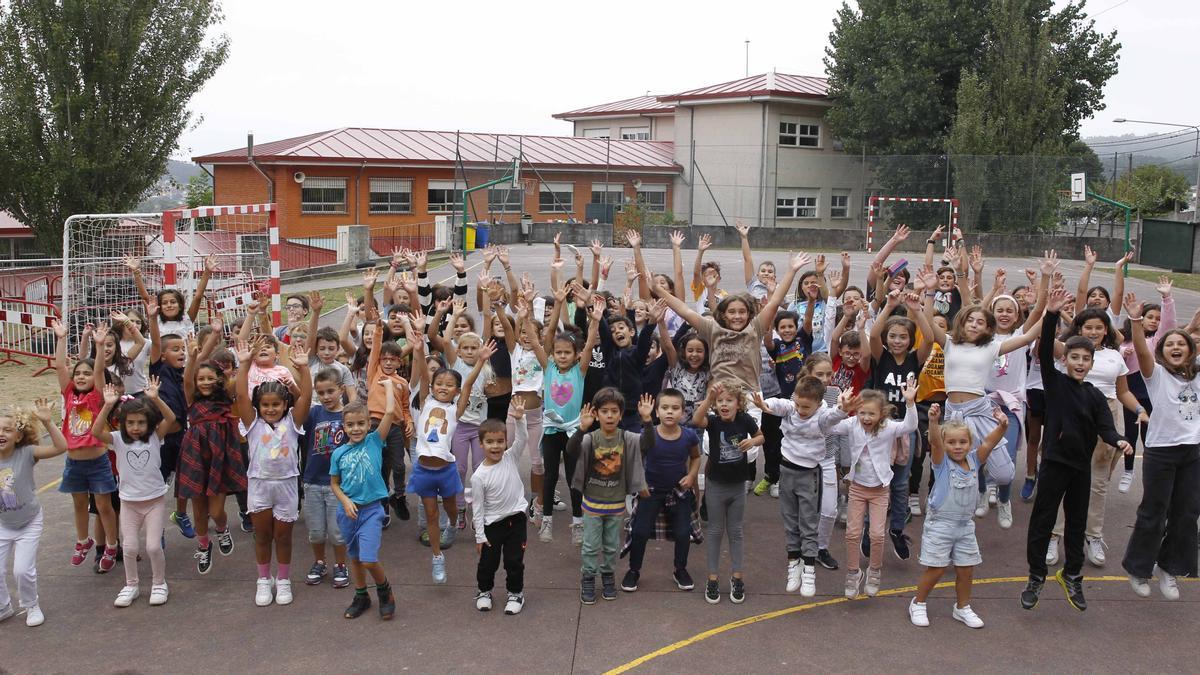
(831, 355), (870, 396)
(61, 385), (105, 450)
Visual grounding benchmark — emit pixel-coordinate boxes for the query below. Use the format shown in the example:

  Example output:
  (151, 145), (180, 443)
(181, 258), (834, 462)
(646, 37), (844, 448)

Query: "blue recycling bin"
(475, 224), (490, 248)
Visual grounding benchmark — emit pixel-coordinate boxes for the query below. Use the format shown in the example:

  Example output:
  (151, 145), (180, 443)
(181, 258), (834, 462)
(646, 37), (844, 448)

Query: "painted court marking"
(604, 575), (1195, 674)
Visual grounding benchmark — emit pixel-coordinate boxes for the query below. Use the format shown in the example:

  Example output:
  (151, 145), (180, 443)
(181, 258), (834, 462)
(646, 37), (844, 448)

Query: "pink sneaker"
(97, 546), (118, 573)
(71, 539), (95, 566)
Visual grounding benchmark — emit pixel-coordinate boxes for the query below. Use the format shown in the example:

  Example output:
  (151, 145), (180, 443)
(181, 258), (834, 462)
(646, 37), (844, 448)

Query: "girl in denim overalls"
(908, 403), (1008, 629)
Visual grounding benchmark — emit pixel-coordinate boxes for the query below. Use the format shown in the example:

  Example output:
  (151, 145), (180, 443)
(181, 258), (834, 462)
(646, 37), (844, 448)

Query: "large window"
(488, 186), (524, 213)
(582, 128), (610, 139)
(831, 189), (851, 218)
(779, 119), (820, 147)
(591, 182), (625, 206)
(427, 180), (465, 213)
(636, 184), (667, 212)
(300, 177), (347, 213)
(620, 126), (650, 140)
(539, 182), (574, 213)
(369, 178), (412, 214)
(776, 188), (818, 219)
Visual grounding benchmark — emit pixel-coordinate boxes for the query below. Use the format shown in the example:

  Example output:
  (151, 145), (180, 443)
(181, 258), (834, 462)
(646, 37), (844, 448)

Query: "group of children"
(1, 227), (1197, 630)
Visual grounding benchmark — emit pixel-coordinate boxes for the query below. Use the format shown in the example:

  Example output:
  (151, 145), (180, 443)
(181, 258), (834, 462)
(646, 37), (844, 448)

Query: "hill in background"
(1083, 133), (1199, 183)
(135, 159), (208, 211)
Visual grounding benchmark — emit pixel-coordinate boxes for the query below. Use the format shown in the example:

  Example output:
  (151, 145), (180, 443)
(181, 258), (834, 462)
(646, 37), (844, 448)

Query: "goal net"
(866, 196), (962, 252)
(62, 203), (279, 350)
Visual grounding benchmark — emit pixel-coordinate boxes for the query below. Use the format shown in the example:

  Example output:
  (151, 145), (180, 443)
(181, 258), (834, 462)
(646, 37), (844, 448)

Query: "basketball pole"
(457, 158), (521, 252)
(1086, 190), (1133, 277)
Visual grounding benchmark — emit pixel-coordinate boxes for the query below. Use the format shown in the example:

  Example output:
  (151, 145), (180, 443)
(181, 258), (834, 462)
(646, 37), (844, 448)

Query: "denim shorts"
(406, 461), (463, 499)
(338, 501), (384, 563)
(60, 455), (118, 495)
(918, 515), (982, 568)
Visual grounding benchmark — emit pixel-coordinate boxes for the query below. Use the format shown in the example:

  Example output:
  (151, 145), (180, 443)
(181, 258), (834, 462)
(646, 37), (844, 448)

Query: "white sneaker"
(800, 565), (817, 598)
(908, 599), (930, 627)
(1157, 566), (1180, 600)
(1085, 537), (1107, 566)
(538, 516), (554, 543)
(275, 578), (293, 605)
(769, 482), (780, 498)
(570, 522), (584, 546)
(997, 501), (1013, 530)
(974, 491), (990, 518)
(908, 493), (922, 517)
(1046, 536), (1060, 566)
(0, 603), (14, 622)
(844, 570), (863, 599)
(1128, 575), (1151, 598)
(504, 592), (525, 615)
(476, 590), (493, 611)
(786, 559), (802, 593)
(114, 585), (140, 608)
(255, 577), (274, 607)
(865, 568), (882, 597)
(987, 484), (998, 506)
(25, 605), (43, 627)
(1118, 471), (1134, 494)
(149, 583), (169, 606)
(952, 603), (984, 628)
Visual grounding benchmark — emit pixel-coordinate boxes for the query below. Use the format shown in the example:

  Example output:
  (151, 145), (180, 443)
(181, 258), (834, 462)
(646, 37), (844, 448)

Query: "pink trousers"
(120, 495), (167, 585)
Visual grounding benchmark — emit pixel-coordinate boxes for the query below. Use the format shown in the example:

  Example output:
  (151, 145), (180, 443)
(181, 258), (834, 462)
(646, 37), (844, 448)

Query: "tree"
(185, 173), (213, 209)
(1113, 165), (1191, 217)
(0, 0), (229, 251)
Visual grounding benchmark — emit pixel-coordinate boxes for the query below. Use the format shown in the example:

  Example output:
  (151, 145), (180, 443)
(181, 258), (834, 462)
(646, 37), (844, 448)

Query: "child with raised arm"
(908, 403), (1007, 629)
(145, 300), (194, 540)
(471, 398), (530, 615)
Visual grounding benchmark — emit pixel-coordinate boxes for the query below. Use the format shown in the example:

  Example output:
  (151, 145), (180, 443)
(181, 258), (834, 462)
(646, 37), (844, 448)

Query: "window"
(779, 119), (820, 147)
(863, 192), (882, 218)
(427, 180), (465, 213)
(539, 182), (573, 213)
(582, 128), (610, 139)
(590, 182), (625, 206)
(776, 188), (818, 219)
(368, 178), (412, 214)
(488, 186), (524, 213)
(636, 184), (667, 212)
(620, 126), (650, 140)
(831, 189), (851, 218)
(300, 177), (347, 213)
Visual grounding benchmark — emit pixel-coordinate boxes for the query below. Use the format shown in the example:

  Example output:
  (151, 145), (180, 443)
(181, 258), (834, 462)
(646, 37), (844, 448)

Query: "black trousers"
(1122, 397), (1151, 472)
(541, 431), (582, 518)
(1121, 444), (1200, 579)
(760, 412), (783, 483)
(477, 513), (527, 593)
(627, 489), (694, 572)
(1027, 459), (1090, 578)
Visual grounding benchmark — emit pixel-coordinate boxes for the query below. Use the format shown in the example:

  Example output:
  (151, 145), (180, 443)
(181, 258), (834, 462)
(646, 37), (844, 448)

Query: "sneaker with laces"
(729, 577), (745, 604)
(332, 564), (350, 588)
(98, 545), (118, 573)
(952, 603), (984, 628)
(844, 569), (863, 599)
(908, 493), (922, 517)
(1045, 535), (1059, 566)
(0, 603), (13, 623)
(344, 590), (371, 619)
(753, 478), (771, 496)
(621, 569), (640, 592)
(239, 510), (253, 533)
(419, 529), (431, 547)
(581, 575), (597, 605)
(149, 583), (169, 606)
(432, 553), (447, 584)
(673, 568), (695, 591)
(1128, 574), (1151, 597)
(1055, 569), (1086, 611)
(1118, 470), (1134, 494)
(769, 482), (780, 498)
(997, 501), (1013, 530)
(306, 561), (328, 585)
(1156, 566), (1180, 600)
(539, 517), (554, 543)
(504, 592), (525, 615)
(216, 529), (234, 556)
(1085, 536), (1107, 566)
(476, 590), (493, 611)
(527, 499), (541, 525)
(170, 511), (196, 538)
(114, 585), (140, 608)
(909, 599), (930, 627)
(440, 526), (457, 549)
(987, 484), (998, 505)
(704, 578), (720, 604)
(376, 582), (395, 620)
(1019, 477), (1037, 502)
(1021, 575), (1044, 610)
(70, 538), (94, 566)
(395, 497), (411, 521)
(25, 605), (43, 627)
(865, 568), (882, 597)
(570, 522), (584, 546)
(553, 491), (567, 511)
(786, 559), (802, 593)
(255, 577), (275, 607)
(195, 542), (213, 574)
(601, 573), (617, 600)
(890, 530), (911, 560)
(275, 578), (294, 605)
(800, 565), (817, 598)
(817, 548), (839, 570)
(974, 491), (989, 517)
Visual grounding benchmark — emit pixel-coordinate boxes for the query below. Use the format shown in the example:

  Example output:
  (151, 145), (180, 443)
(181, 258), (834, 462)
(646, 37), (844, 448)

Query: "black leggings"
(1123, 397), (1151, 472)
(541, 431), (582, 518)
(761, 412), (783, 484)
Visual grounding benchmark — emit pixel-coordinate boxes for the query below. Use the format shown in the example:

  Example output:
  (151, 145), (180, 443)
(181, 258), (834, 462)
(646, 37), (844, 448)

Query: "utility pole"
(745, 41), (749, 77)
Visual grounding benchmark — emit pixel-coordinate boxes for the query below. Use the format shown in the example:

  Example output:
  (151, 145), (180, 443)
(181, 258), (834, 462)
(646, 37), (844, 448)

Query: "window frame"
(620, 126), (650, 141)
(538, 182), (574, 214)
(778, 119), (820, 148)
(427, 179), (465, 214)
(300, 177), (348, 214)
(582, 128), (611, 139)
(368, 178), (413, 214)
(830, 189), (851, 219)
(635, 184), (667, 213)
(487, 186), (524, 213)
(776, 188), (819, 219)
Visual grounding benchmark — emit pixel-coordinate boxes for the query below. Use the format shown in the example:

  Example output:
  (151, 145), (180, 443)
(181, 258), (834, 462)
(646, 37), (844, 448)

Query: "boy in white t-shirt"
(470, 400), (530, 615)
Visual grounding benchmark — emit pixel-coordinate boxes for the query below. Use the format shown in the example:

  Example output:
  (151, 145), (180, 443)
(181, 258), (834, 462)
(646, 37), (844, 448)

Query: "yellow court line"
(36, 478), (61, 494)
(604, 575), (1195, 674)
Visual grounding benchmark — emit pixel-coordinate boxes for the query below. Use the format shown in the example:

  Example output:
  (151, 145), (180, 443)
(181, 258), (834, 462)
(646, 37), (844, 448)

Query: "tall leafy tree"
(0, 0), (228, 251)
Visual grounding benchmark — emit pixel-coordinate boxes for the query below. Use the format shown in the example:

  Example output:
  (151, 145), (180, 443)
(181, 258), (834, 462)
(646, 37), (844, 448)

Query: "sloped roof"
(193, 128), (679, 172)
(552, 95), (676, 119)
(0, 211), (34, 238)
(658, 72), (829, 103)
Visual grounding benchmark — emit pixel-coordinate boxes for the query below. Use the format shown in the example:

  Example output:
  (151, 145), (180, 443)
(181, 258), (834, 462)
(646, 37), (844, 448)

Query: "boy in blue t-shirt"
(331, 380), (396, 620)
(303, 370), (350, 589)
(621, 389), (702, 594)
(757, 309), (814, 495)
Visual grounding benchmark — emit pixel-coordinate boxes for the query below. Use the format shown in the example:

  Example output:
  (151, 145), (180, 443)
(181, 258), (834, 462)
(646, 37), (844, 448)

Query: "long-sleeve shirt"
(760, 398), (847, 468)
(566, 426), (651, 506)
(470, 424), (528, 542)
(829, 402), (917, 487)
(1039, 311), (1124, 471)
(598, 319), (655, 415)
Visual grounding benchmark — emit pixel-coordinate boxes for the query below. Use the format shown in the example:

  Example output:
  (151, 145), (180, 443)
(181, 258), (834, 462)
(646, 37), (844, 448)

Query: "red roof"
(658, 72), (829, 103)
(194, 128), (679, 173)
(552, 95), (676, 119)
(0, 211), (34, 238)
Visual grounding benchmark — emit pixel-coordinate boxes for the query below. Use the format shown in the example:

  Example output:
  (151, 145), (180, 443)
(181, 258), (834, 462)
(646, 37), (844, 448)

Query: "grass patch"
(1098, 268), (1200, 292)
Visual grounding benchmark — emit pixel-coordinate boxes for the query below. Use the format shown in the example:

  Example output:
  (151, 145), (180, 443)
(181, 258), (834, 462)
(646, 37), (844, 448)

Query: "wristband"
(1129, 315), (1144, 322)
(927, 239), (938, 245)
(1135, 406), (1146, 415)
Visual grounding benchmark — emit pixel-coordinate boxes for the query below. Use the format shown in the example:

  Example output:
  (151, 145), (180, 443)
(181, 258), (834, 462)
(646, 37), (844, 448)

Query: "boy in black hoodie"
(598, 313), (655, 432)
(1022, 289), (1132, 612)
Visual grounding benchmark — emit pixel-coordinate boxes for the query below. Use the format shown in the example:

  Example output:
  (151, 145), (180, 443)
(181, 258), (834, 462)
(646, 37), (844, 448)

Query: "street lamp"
(1113, 118), (1200, 223)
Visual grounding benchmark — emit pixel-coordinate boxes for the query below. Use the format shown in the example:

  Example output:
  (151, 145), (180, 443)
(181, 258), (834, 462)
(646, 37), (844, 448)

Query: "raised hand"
(637, 393), (654, 420)
(599, 256), (614, 279)
(145, 299), (158, 318)
(51, 318), (67, 338)
(916, 266), (937, 291)
(204, 254), (220, 273)
(92, 322), (110, 345)
(579, 403), (595, 430)
(669, 230), (686, 248)
(992, 407), (1009, 426)
(648, 298), (667, 324)
(625, 229), (642, 248)
(698, 233), (713, 252)
(969, 245), (984, 274)
(449, 251), (465, 273)
(477, 339), (498, 362)
(928, 402), (941, 421)
(885, 289), (902, 307)
(1156, 275), (1173, 298)
(308, 290), (324, 314)
(482, 244), (497, 267)
(1083, 245), (1097, 265)
(399, 271), (418, 295)
(734, 221), (750, 238)
(32, 397), (55, 422)
(235, 338), (253, 363)
(361, 267), (378, 289)
(122, 255), (141, 272)
(815, 254), (827, 276)
(590, 296), (606, 321)
(144, 375), (161, 400)
(1046, 288), (1069, 313)
(929, 224), (944, 242)
(1025, 268), (1038, 285)
(892, 224), (911, 242)
(1124, 292), (1142, 320)
(790, 251), (813, 271)
(589, 238), (603, 258)
(414, 250), (428, 271)
(496, 246), (511, 266)
(509, 394), (525, 421)
(902, 375), (918, 403)
(1039, 249), (1059, 276)
(102, 383), (120, 406)
(289, 342), (309, 367)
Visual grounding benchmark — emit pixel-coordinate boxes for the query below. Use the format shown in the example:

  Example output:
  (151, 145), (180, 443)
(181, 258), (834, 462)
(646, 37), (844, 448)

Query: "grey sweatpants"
(705, 479), (747, 575)
(779, 464), (821, 558)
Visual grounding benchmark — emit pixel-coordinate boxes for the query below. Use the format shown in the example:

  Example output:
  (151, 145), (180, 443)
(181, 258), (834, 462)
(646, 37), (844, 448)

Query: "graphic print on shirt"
(1178, 384), (1199, 421)
(592, 445), (622, 479)
(257, 424), (291, 460)
(718, 430), (745, 464)
(424, 407), (449, 443)
(340, 446), (376, 492)
(992, 351), (1010, 378)
(67, 396), (94, 438)
(311, 420), (346, 457)
(0, 468), (18, 511)
(550, 379), (575, 407)
(125, 447), (151, 472)
(933, 290), (954, 316)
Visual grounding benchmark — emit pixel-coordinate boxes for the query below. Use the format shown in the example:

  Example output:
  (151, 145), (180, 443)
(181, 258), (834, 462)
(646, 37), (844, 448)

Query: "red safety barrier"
(0, 296), (60, 376)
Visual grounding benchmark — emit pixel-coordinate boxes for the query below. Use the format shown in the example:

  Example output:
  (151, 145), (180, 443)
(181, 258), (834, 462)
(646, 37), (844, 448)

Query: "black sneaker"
(391, 493), (411, 521)
(890, 530), (912, 561)
(114, 544), (124, 563)
(580, 575), (597, 605)
(332, 564), (350, 588)
(1055, 569), (1087, 611)
(344, 590), (372, 619)
(239, 511), (254, 533)
(673, 568), (695, 591)
(730, 577), (746, 604)
(817, 549), (840, 570)
(377, 582), (395, 620)
(705, 579), (720, 604)
(306, 561), (327, 585)
(601, 573), (617, 600)
(621, 570), (640, 592)
(1020, 575), (1044, 610)
(216, 529), (234, 556)
(194, 542), (213, 575)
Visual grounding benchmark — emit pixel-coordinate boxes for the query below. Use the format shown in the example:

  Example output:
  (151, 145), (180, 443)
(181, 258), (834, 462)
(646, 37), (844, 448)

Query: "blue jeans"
(887, 431), (917, 532)
(979, 408), (1022, 503)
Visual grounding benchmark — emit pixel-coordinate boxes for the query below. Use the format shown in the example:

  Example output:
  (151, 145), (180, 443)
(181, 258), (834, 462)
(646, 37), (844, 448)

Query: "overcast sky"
(179, 0), (1200, 159)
